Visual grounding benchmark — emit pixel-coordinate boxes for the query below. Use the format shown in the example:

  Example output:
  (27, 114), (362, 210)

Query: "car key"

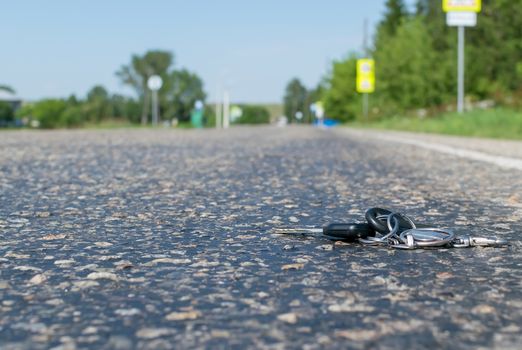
(274, 223), (376, 242)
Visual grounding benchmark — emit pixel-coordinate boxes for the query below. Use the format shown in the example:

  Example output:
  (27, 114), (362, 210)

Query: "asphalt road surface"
(1, 127), (521, 350)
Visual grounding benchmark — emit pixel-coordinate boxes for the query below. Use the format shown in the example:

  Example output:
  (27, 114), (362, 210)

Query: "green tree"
(165, 69), (206, 122)
(415, 0), (451, 51)
(0, 102), (14, 123)
(87, 85), (109, 101)
(31, 99), (67, 128)
(0, 85), (15, 94)
(318, 0), (522, 119)
(305, 84), (324, 123)
(322, 54), (361, 121)
(84, 85), (112, 122)
(377, 0), (408, 38)
(60, 106), (85, 127)
(374, 17), (452, 112)
(283, 78), (308, 123)
(0, 85), (17, 125)
(58, 94), (86, 127)
(234, 105), (270, 124)
(373, 0), (409, 75)
(116, 50), (174, 125)
(15, 103), (34, 120)
(110, 94), (141, 123)
(203, 105), (216, 127)
(466, 0), (522, 98)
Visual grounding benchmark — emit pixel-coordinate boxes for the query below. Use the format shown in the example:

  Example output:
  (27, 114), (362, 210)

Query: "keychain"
(274, 208), (508, 249)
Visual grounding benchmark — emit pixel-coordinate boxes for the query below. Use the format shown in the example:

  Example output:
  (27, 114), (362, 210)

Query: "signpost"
(191, 100), (204, 128)
(443, 0), (481, 114)
(356, 58), (375, 119)
(147, 75), (163, 126)
(310, 102), (324, 126)
(230, 105), (243, 123)
(443, 0), (481, 12)
(223, 90), (230, 129)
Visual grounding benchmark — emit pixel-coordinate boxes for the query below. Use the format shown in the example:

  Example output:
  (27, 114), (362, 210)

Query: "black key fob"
(322, 223), (376, 242)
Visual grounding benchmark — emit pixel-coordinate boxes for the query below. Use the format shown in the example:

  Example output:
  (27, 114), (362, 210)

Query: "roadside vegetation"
(2, 0), (521, 136)
(283, 0), (522, 138)
(350, 109), (522, 140)
(1, 51), (271, 129)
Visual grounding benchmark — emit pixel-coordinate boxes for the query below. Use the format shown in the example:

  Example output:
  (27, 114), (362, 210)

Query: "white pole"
(363, 94), (369, 121)
(223, 90), (230, 129)
(151, 90), (159, 126)
(457, 25), (465, 114)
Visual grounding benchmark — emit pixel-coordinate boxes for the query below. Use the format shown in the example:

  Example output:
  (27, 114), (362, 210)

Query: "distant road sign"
(356, 59), (375, 94)
(315, 102), (324, 119)
(443, 0), (481, 13)
(446, 11), (477, 26)
(194, 100), (204, 110)
(230, 106), (243, 122)
(147, 75), (163, 91)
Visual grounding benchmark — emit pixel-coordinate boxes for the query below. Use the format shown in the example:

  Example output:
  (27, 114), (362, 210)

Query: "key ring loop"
(391, 228), (456, 249)
(387, 213), (416, 232)
(360, 213), (402, 244)
(365, 208), (417, 234)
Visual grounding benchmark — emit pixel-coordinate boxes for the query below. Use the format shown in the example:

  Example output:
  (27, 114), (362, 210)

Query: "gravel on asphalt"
(1, 127), (521, 349)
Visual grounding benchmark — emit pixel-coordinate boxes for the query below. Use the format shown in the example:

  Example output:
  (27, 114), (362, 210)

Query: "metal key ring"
(359, 219), (392, 244)
(365, 208), (417, 234)
(392, 228), (456, 249)
(381, 213), (401, 240)
(387, 213), (416, 233)
(360, 213), (401, 244)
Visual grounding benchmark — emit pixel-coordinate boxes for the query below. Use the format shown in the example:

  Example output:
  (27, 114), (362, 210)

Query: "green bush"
(118, 98), (141, 123)
(15, 104), (34, 120)
(352, 108), (522, 140)
(60, 106), (85, 127)
(32, 99), (67, 128)
(322, 54), (361, 122)
(0, 102), (14, 122)
(234, 105), (270, 124)
(204, 105), (216, 127)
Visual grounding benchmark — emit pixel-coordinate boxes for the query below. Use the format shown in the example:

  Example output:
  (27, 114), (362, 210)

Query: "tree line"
(285, 0), (522, 122)
(2, 50), (208, 128)
(2, 49), (272, 128)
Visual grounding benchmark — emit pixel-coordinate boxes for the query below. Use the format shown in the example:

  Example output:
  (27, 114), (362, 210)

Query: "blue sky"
(1, 0), (415, 103)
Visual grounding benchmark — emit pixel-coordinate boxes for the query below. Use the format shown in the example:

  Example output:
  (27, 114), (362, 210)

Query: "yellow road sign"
(356, 59), (375, 94)
(443, 0), (481, 13)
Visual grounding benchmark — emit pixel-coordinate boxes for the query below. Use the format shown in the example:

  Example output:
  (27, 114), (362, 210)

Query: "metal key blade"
(453, 236), (509, 248)
(273, 223), (375, 242)
(470, 237), (509, 247)
(273, 227), (323, 235)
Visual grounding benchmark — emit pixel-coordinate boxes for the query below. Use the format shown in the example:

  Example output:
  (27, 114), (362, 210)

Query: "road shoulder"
(337, 128), (522, 171)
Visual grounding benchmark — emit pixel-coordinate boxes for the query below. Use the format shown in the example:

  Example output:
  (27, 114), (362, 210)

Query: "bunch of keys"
(274, 208), (509, 250)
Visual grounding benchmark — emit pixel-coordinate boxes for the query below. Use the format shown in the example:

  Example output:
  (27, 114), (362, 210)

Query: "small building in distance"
(0, 90), (22, 111)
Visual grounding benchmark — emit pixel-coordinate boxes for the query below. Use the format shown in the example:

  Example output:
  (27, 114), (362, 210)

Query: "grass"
(350, 108), (522, 140)
(82, 119), (143, 129)
(207, 103), (283, 122)
(0, 118), (199, 131)
(82, 120), (193, 129)
(262, 104), (284, 121)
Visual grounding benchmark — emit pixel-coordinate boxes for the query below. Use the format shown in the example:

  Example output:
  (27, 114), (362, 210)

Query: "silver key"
(452, 236), (509, 248)
(273, 228), (323, 235)
(273, 223), (376, 241)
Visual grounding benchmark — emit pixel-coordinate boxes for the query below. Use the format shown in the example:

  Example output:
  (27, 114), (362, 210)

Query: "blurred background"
(0, 0), (521, 138)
